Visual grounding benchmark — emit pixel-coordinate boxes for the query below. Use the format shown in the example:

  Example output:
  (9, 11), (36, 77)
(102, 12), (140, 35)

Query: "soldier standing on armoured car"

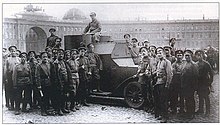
(6, 46), (21, 110)
(83, 12), (101, 43)
(36, 52), (54, 116)
(153, 47), (173, 123)
(195, 50), (213, 116)
(52, 49), (75, 115)
(87, 43), (103, 92)
(46, 28), (59, 49)
(78, 47), (91, 107)
(13, 52), (32, 115)
(181, 50), (199, 119)
(170, 50), (185, 114)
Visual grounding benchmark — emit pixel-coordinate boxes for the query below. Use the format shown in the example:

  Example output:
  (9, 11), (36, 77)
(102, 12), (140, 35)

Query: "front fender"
(111, 76), (139, 97)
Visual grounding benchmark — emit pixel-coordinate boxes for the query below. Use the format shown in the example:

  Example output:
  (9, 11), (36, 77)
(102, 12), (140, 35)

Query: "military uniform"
(181, 58), (198, 117)
(136, 56), (152, 109)
(87, 51), (103, 92)
(6, 55), (21, 110)
(46, 28), (59, 49)
(67, 57), (79, 111)
(36, 61), (54, 115)
(170, 50), (184, 113)
(195, 50), (213, 115)
(153, 57), (173, 120)
(84, 15), (101, 42)
(51, 57), (75, 115)
(12, 61), (32, 114)
(78, 47), (91, 105)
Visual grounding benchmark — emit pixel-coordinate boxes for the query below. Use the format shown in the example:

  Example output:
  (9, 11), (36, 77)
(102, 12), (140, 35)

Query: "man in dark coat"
(195, 50), (213, 115)
(78, 47), (91, 106)
(46, 28), (59, 49)
(51, 49), (75, 115)
(36, 52), (54, 116)
(181, 50), (199, 119)
(87, 43), (103, 92)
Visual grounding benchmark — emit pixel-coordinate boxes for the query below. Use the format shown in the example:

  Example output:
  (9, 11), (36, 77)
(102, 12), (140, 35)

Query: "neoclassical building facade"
(3, 5), (219, 52)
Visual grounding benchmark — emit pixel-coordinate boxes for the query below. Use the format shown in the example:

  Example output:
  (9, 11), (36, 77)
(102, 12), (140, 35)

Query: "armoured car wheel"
(124, 82), (144, 108)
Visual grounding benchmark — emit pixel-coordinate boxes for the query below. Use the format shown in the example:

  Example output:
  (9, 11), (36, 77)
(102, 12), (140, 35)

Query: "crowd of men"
(125, 33), (218, 122)
(2, 11), (219, 123)
(3, 40), (104, 116)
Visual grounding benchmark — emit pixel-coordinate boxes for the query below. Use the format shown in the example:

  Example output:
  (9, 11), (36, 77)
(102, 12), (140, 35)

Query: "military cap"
(55, 37), (62, 42)
(131, 38), (138, 43)
(49, 28), (56, 32)
(40, 52), (48, 58)
(149, 45), (156, 50)
(87, 43), (94, 48)
(78, 47), (87, 51)
(65, 50), (71, 53)
(28, 51), (36, 56)
(144, 40), (150, 43)
(19, 52), (27, 58)
(36, 54), (41, 58)
(124, 34), (131, 38)
(71, 49), (79, 54)
(8, 45), (17, 51)
(195, 50), (204, 56)
(175, 50), (184, 56)
(52, 48), (58, 53)
(155, 47), (165, 54)
(17, 50), (21, 54)
(163, 46), (172, 50)
(184, 49), (193, 55)
(45, 47), (52, 51)
(58, 49), (65, 53)
(139, 46), (148, 53)
(90, 12), (96, 16)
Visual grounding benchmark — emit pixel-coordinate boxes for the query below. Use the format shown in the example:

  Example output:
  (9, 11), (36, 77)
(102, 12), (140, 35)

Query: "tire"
(124, 82), (144, 108)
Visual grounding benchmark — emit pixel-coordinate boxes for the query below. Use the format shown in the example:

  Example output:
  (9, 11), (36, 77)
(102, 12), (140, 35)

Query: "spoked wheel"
(124, 82), (144, 108)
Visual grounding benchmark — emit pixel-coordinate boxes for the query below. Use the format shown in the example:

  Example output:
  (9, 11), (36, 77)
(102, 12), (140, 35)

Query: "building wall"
(3, 18), (219, 52)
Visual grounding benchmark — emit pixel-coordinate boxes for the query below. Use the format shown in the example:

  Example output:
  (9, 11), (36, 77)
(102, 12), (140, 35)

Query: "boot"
(57, 109), (64, 116)
(83, 100), (90, 107)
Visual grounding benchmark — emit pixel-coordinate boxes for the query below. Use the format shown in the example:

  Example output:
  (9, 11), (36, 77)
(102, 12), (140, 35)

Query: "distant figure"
(46, 28), (59, 49)
(83, 12), (101, 43)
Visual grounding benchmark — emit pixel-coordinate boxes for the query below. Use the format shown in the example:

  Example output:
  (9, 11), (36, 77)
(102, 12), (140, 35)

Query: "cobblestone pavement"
(2, 74), (219, 123)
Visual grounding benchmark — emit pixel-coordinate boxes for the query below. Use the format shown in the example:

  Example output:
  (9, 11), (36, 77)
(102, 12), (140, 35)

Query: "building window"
(177, 33), (180, 38)
(182, 27), (185, 30)
(135, 29), (137, 31)
(63, 27), (66, 31)
(162, 28), (164, 30)
(176, 26), (180, 30)
(139, 28), (142, 31)
(209, 33), (211, 38)
(200, 33), (203, 38)
(191, 34), (194, 38)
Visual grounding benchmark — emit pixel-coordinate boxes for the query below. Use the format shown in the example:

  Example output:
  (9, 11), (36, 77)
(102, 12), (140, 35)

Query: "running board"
(89, 95), (124, 100)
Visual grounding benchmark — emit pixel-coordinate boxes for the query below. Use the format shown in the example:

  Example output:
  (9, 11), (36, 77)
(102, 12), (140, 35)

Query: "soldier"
(45, 47), (53, 59)
(65, 50), (71, 61)
(6, 46), (21, 110)
(3, 48), (8, 107)
(12, 52), (32, 115)
(134, 47), (152, 111)
(51, 48), (59, 63)
(153, 47), (173, 123)
(78, 47), (91, 106)
(36, 52), (54, 116)
(124, 33), (132, 47)
(163, 46), (176, 64)
(129, 38), (140, 64)
(46, 28), (59, 49)
(87, 43), (103, 92)
(66, 49), (80, 111)
(27, 51), (36, 61)
(143, 40), (150, 48)
(181, 50), (199, 119)
(170, 50), (185, 114)
(51, 49), (75, 115)
(83, 12), (101, 43)
(28, 55), (39, 109)
(195, 50), (213, 116)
